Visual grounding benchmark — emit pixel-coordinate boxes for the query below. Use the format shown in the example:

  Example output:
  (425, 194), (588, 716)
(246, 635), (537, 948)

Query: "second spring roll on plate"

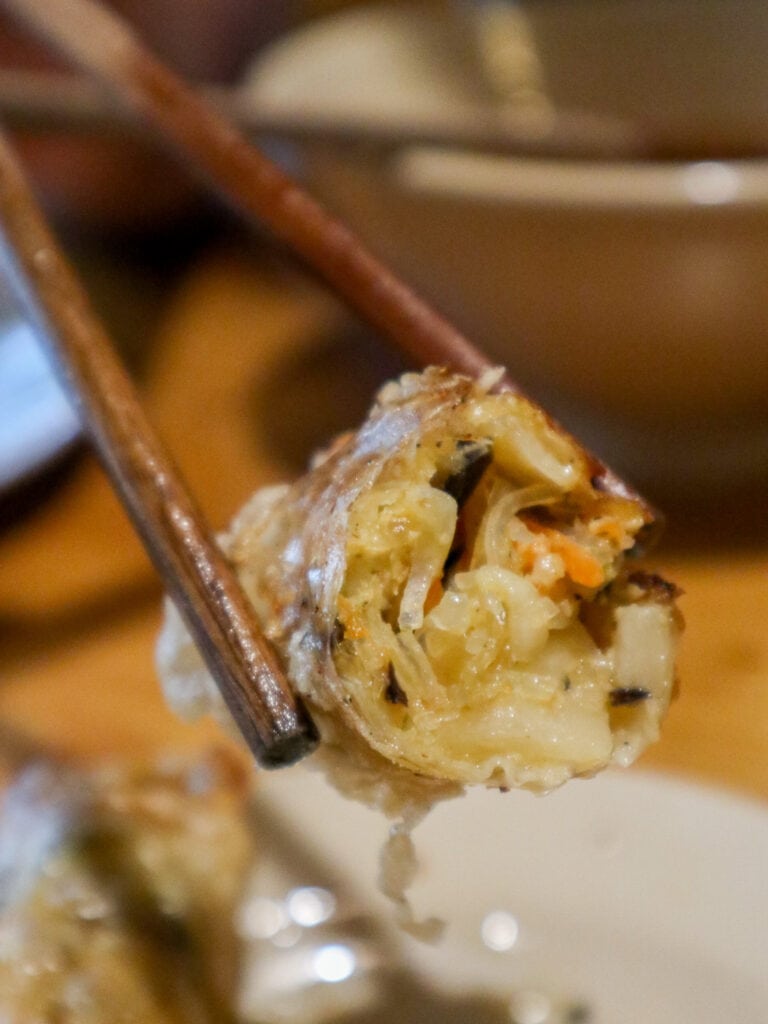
(0, 753), (254, 1020)
(159, 368), (681, 814)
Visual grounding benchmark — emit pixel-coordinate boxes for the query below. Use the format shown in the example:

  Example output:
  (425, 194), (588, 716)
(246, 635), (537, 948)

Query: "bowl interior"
(511, 0), (768, 156)
(249, 0), (768, 158)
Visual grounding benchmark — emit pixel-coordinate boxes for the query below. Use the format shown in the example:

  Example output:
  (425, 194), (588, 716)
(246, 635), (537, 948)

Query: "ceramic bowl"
(245, 3), (768, 494)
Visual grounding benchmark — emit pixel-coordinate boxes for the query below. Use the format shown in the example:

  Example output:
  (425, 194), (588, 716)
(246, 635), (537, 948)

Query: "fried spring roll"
(159, 368), (681, 811)
(0, 753), (253, 1021)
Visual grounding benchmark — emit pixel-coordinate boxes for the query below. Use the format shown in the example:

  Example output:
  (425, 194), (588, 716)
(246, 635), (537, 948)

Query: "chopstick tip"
(258, 718), (320, 770)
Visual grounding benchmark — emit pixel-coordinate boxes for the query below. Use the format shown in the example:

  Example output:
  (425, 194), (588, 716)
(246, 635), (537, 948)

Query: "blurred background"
(0, 3), (767, 1020)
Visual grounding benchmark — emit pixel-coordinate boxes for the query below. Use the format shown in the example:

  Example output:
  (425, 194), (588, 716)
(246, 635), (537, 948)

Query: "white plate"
(253, 767), (768, 1022)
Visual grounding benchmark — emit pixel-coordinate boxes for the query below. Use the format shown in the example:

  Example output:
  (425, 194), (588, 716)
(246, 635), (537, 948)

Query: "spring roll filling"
(330, 391), (677, 790)
(157, 370), (679, 806)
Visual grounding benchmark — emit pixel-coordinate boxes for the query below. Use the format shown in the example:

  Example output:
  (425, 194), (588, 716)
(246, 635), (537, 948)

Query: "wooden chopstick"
(0, 0), (499, 386)
(0, 125), (318, 769)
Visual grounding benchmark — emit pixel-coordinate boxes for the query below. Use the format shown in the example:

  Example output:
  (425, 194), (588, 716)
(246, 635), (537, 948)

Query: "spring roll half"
(159, 368), (681, 810)
(0, 753), (253, 1021)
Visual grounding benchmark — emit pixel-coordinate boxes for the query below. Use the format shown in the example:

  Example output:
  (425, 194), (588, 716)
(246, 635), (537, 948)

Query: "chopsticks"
(0, 126), (318, 769)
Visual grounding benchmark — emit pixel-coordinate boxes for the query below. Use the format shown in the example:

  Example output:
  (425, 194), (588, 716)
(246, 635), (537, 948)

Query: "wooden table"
(2, 249), (767, 801)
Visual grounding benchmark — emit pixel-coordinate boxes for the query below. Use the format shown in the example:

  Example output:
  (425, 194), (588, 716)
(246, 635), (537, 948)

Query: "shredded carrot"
(520, 516), (605, 589)
(588, 516), (626, 545)
(423, 576), (444, 615)
(518, 543), (539, 577)
(337, 595), (368, 639)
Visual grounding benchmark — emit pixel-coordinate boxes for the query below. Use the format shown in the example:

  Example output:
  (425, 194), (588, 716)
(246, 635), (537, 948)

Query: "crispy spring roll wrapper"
(0, 752), (253, 1021)
(159, 368), (682, 818)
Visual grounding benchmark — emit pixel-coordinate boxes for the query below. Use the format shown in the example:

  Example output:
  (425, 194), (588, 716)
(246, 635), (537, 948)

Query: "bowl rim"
(249, 3), (768, 213)
(391, 147), (768, 211)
